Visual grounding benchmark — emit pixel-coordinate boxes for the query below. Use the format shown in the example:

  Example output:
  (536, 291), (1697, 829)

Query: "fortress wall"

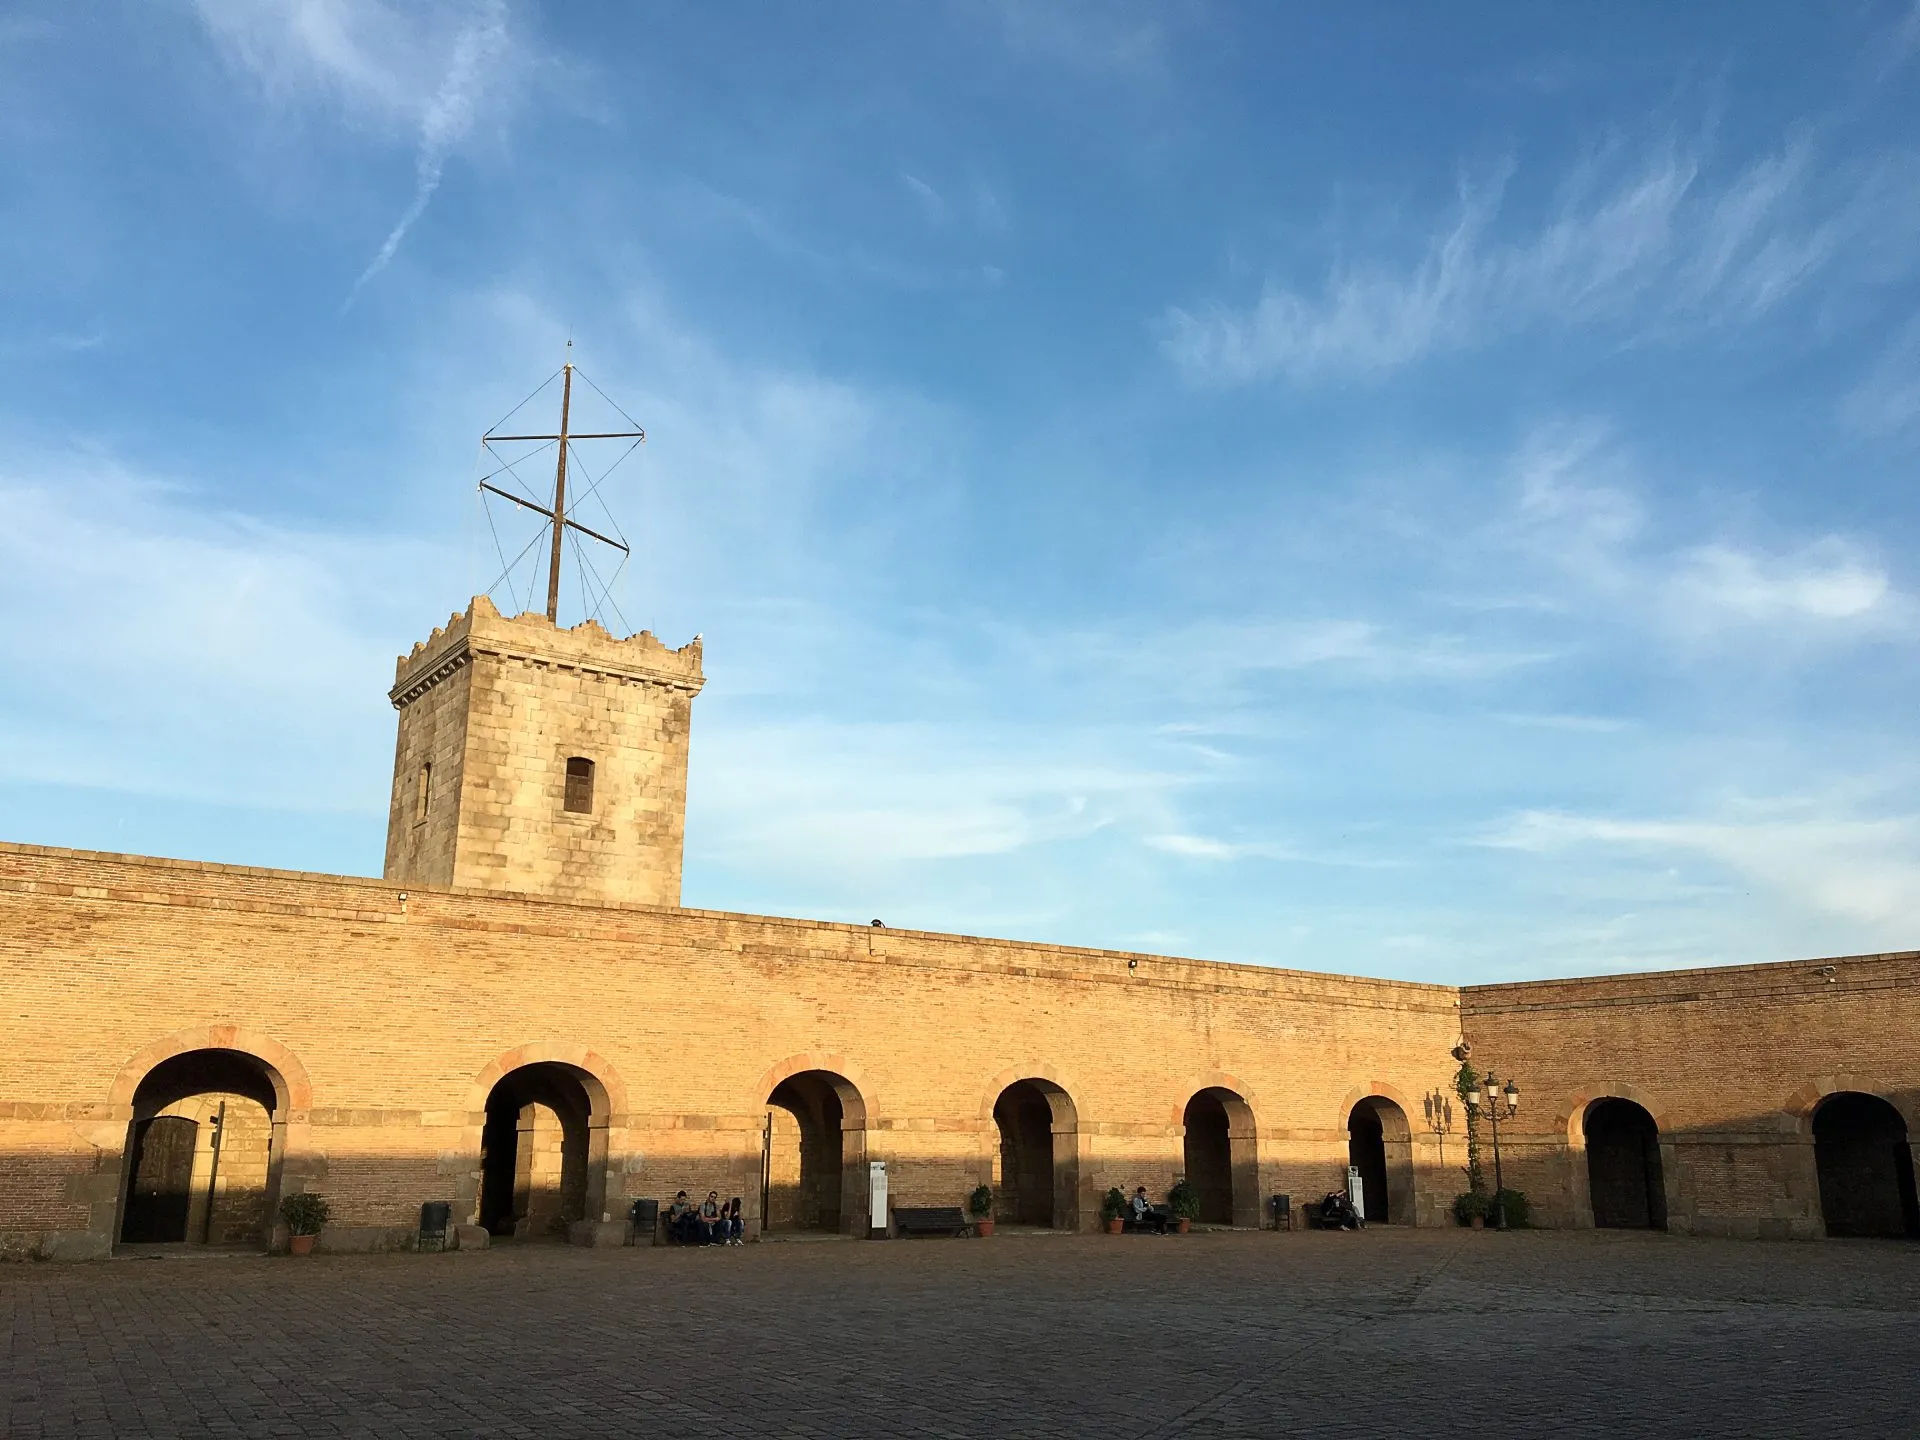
(0, 842), (1461, 1257)
(1461, 954), (1920, 1236)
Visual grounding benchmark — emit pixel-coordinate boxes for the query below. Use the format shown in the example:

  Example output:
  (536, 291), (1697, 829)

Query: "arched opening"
(119, 1048), (285, 1249)
(1183, 1087), (1257, 1227)
(1584, 1098), (1667, 1230)
(479, 1062), (608, 1240)
(764, 1070), (868, 1235)
(1346, 1096), (1414, 1225)
(1813, 1092), (1920, 1239)
(992, 1078), (1079, 1228)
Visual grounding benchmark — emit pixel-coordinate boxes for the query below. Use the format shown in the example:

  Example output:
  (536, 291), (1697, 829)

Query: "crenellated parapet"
(389, 595), (704, 710)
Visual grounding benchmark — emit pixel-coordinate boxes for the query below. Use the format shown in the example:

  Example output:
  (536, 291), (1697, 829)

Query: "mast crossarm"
(484, 431), (645, 442)
(479, 482), (629, 553)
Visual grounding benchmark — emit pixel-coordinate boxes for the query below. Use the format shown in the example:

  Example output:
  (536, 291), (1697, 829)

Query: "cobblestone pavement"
(5, 1229), (1918, 1438)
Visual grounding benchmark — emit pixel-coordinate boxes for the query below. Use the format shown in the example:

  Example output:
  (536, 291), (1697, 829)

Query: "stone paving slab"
(4, 1230), (1918, 1438)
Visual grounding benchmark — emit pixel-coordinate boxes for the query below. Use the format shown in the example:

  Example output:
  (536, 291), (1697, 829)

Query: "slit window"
(564, 757), (595, 814)
(414, 762), (433, 825)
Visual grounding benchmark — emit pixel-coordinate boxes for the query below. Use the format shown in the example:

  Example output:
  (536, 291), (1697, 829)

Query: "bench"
(1122, 1204), (1175, 1234)
(893, 1206), (970, 1238)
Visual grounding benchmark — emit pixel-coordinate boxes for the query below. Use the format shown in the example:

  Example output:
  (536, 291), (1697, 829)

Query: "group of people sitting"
(665, 1190), (744, 1245)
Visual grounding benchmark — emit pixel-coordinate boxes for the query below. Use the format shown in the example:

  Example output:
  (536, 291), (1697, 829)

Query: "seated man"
(698, 1190), (723, 1245)
(1129, 1186), (1168, 1234)
(666, 1190), (695, 1244)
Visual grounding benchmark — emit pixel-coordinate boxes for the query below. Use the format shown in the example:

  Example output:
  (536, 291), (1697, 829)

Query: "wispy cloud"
(1478, 797), (1920, 934)
(192, 0), (514, 300)
(1504, 422), (1906, 641)
(1841, 316), (1920, 440)
(348, 2), (507, 300)
(0, 452), (450, 812)
(1161, 132), (1902, 384)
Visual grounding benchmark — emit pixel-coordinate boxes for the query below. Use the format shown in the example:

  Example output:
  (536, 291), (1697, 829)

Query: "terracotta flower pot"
(1469, 1215), (1485, 1230)
(1106, 1217), (1125, 1234)
(974, 1219), (994, 1237)
(289, 1233), (317, 1255)
(1176, 1217), (1191, 1234)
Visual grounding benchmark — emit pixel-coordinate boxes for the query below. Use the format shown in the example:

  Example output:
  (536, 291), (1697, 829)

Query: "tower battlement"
(383, 595), (704, 908)
(390, 595), (703, 707)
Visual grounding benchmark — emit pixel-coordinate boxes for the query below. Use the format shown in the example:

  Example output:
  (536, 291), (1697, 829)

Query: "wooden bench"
(893, 1206), (970, 1238)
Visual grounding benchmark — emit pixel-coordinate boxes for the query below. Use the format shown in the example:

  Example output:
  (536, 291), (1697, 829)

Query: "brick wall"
(0, 841), (1460, 1256)
(1459, 957), (1920, 1237)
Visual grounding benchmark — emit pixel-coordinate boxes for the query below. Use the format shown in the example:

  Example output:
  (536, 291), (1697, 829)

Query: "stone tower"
(383, 595), (705, 906)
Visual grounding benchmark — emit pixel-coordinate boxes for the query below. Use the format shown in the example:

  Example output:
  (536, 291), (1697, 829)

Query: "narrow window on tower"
(564, 757), (595, 814)
(414, 762), (432, 825)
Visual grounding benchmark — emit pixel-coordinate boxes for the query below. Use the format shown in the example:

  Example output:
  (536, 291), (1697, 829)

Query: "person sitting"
(698, 1191), (723, 1245)
(666, 1190), (695, 1244)
(723, 1196), (745, 1246)
(1129, 1185), (1168, 1234)
(1319, 1189), (1362, 1230)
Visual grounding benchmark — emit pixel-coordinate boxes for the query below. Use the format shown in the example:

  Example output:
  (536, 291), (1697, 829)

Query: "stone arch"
(1581, 1097), (1667, 1231)
(1560, 1083), (1677, 1231)
(1343, 1091), (1414, 1226)
(1180, 1084), (1259, 1228)
(470, 1045), (625, 1237)
(109, 1025), (312, 1119)
(762, 1066), (871, 1236)
(1809, 1090), (1920, 1239)
(467, 1043), (625, 1122)
(984, 1068), (1083, 1230)
(110, 1030), (307, 1252)
(753, 1053), (875, 1130)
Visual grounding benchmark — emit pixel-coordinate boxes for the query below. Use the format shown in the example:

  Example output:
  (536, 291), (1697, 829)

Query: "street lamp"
(1469, 1071), (1521, 1229)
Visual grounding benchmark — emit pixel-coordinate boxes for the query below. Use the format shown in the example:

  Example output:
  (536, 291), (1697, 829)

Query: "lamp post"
(1465, 1071), (1520, 1229)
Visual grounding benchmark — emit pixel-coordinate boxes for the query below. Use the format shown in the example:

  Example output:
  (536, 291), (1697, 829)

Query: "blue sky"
(6, 2), (1920, 983)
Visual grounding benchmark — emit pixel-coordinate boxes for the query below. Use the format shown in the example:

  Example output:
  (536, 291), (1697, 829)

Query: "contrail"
(346, 0), (507, 306)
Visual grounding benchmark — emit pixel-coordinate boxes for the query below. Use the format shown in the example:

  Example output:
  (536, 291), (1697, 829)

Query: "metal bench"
(892, 1206), (970, 1238)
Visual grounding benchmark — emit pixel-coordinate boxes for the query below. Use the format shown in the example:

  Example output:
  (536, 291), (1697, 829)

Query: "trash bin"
(1269, 1194), (1291, 1231)
(419, 1200), (452, 1251)
(630, 1198), (661, 1246)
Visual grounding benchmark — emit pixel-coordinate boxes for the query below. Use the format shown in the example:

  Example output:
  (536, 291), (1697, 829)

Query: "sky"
(5, 2), (1920, 984)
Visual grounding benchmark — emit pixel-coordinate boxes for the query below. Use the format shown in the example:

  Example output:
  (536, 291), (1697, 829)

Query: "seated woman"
(722, 1196), (745, 1246)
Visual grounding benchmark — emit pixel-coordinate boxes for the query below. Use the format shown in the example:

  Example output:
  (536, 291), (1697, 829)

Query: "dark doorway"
(1585, 1099), (1667, 1230)
(1346, 1097), (1414, 1224)
(766, 1070), (865, 1234)
(122, 1116), (198, 1243)
(993, 1079), (1078, 1228)
(1813, 1092), (1920, 1238)
(1183, 1090), (1237, 1225)
(118, 1048), (283, 1250)
(1348, 1105), (1388, 1223)
(479, 1063), (598, 1239)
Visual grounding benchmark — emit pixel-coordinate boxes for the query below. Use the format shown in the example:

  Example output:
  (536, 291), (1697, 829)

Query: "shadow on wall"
(16, 1043), (1919, 1258)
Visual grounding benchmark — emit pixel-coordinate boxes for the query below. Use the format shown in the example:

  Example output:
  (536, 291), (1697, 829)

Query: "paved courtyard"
(5, 1228), (1918, 1438)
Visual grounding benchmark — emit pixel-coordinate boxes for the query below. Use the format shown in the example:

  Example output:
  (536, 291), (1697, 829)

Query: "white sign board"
(869, 1159), (888, 1236)
(1347, 1164), (1366, 1220)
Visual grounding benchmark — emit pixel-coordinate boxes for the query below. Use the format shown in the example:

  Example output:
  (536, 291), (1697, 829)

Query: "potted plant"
(967, 1184), (994, 1237)
(1167, 1177), (1200, 1234)
(1101, 1187), (1127, 1234)
(281, 1192), (330, 1255)
(1452, 1191), (1488, 1229)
